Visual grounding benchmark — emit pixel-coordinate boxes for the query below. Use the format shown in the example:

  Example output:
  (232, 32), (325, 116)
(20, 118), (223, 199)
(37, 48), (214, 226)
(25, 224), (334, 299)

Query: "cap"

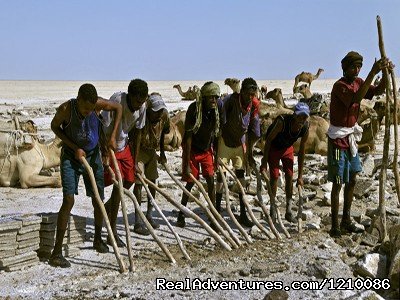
(148, 93), (167, 112)
(294, 102), (310, 116)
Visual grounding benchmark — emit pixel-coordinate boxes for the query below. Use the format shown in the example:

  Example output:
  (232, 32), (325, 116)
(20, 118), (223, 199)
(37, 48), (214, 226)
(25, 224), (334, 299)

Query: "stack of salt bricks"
(0, 214), (41, 272)
(38, 213), (86, 259)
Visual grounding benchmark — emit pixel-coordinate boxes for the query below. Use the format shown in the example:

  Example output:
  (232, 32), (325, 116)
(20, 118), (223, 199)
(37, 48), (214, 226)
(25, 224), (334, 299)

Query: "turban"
(192, 82), (220, 135)
(294, 102), (310, 116)
(200, 82), (220, 97)
(341, 51), (363, 71)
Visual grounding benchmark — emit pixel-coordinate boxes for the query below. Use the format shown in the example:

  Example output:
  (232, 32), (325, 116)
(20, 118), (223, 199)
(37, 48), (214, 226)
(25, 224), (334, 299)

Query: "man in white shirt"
(101, 78), (148, 246)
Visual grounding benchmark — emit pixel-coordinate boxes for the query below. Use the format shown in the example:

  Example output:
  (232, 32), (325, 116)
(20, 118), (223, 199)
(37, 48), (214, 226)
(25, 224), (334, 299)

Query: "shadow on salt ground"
(67, 257), (120, 271)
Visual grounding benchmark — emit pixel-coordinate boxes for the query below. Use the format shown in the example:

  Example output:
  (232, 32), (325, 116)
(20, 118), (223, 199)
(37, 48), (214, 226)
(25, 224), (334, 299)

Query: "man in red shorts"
(176, 81), (220, 228)
(101, 79), (148, 246)
(260, 102), (310, 223)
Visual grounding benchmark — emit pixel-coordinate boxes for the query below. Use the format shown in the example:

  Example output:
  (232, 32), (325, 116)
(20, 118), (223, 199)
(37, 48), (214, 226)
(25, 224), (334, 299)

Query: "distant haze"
(0, 1), (399, 81)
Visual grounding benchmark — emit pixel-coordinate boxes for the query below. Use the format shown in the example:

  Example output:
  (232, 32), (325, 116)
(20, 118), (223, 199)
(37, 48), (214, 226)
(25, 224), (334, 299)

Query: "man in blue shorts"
(328, 51), (391, 237)
(49, 83), (122, 267)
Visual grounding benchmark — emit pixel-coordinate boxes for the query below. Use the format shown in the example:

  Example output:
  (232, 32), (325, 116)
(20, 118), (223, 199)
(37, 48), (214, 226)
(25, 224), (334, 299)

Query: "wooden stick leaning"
(375, 15), (390, 241)
(389, 68), (400, 206)
(297, 186), (304, 234)
(80, 157), (127, 273)
(142, 176), (232, 251)
(376, 16), (400, 205)
(251, 165), (282, 239)
(261, 170), (291, 238)
(162, 163), (238, 249)
(108, 150), (135, 271)
(136, 173), (191, 261)
(188, 173), (242, 247)
(219, 158), (274, 239)
(106, 173), (176, 264)
(218, 165), (253, 244)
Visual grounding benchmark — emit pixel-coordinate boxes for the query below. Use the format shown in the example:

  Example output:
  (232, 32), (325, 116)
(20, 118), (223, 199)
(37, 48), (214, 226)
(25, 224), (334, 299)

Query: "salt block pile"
(38, 213), (86, 259)
(0, 214), (41, 272)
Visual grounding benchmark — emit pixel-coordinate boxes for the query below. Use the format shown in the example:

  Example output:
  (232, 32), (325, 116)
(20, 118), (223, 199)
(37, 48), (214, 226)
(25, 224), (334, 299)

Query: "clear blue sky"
(0, 0), (399, 81)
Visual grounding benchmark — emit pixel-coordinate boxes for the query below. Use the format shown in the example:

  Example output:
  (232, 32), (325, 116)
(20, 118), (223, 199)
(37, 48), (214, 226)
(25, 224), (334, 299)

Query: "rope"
(0, 130), (38, 175)
(34, 143), (46, 168)
(0, 130), (22, 175)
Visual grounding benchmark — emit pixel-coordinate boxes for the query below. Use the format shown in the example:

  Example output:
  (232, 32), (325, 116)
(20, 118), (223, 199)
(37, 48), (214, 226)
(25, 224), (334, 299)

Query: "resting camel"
(224, 78), (241, 93)
(163, 110), (186, 151)
(265, 88), (289, 109)
(293, 84), (329, 118)
(293, 68), (324, 89)
(0, 137), (62, 188)
(0, 118), (38, 151)
(224, 78), (265, 100)
(293, 84), (312, 99)
(173, 84), (198, 100)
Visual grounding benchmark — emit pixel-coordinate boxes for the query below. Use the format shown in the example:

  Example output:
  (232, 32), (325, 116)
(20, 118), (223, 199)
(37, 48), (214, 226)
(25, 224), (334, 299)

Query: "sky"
(0, 0), (399, 81)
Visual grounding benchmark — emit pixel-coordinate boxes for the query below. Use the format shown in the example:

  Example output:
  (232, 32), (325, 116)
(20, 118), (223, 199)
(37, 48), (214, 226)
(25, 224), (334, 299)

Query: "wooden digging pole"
(109, 150), (135, 271)
(80, 157), (127, 273)
(377, 16), (400, 207)
(375, 15), (391, 241)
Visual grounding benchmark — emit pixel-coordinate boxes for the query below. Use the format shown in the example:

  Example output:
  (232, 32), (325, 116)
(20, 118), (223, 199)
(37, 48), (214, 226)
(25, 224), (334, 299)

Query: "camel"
(293, 84), (329, 118)
(224, 78), (241, 93)
(293, 68), (324, 89)
(0, 118), (38, 151)
(0, 137), (62, 188)
(224, 78), (265, 100)
(173, 84), (198, 100)
(163, 110), (186, 151)
(256, 114), (329, 155)
(293, 84), (312, 99)
(260, 85), (268, 100)
(265, 88), (289, 109)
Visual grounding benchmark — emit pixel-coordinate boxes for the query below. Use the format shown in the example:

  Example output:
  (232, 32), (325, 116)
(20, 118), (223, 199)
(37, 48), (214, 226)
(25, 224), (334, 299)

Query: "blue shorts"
(60, 146), (105, 199)
(327, 139), (362, 184)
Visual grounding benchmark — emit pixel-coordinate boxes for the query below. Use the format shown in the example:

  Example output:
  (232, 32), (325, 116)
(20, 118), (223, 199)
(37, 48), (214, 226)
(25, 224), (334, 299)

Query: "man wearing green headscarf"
(177, 81), (221, 228)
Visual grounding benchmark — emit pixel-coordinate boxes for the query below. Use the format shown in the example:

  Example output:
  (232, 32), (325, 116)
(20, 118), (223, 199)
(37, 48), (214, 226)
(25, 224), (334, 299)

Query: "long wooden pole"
(142, 176), (232, 251)
(80, 157), (127, 273)
(118, 181), (176, 264)
(162, 164), (238, 249)
(109, 150), (135, 271)
(376, 17), (400, 206)
(136, 173), (191, 261)
(251, 165), (282, 239)
(376, 15), (390, 241)
(389, 70), (400, 206)
(297, 186), (304, 234)
(188, 173), (242, 247)
(218, 165), (253, 243)
(261, 170), (291, 238)
(219, 159), (274, 239)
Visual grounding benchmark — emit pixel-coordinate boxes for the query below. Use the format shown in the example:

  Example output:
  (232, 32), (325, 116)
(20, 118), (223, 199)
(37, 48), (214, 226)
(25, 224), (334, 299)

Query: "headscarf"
(192, 82), (220, 136)
(341, 51), (363, 71)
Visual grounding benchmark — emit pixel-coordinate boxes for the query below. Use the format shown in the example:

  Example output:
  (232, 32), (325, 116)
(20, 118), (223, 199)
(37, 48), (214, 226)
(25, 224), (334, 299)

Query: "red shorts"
(182, 148), (214, 182)
(104, 145), (135, 187)
(268, 146), (294, 179)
